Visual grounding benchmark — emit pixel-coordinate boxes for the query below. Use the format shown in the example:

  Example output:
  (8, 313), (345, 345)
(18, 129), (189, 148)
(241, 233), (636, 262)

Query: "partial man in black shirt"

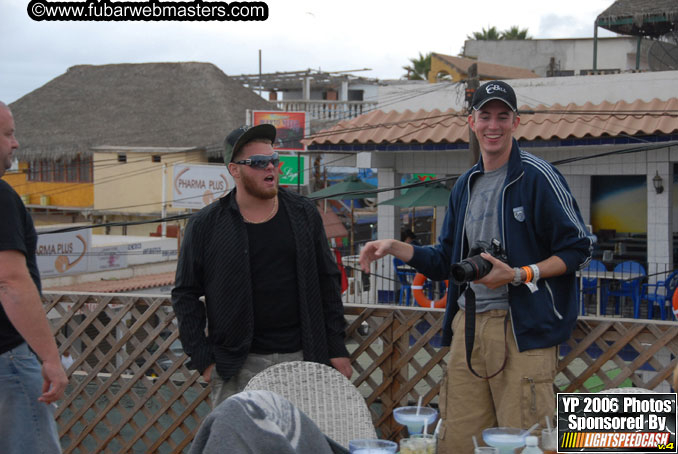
(0, 101), (68, 454)
(172, 124), (351, 407)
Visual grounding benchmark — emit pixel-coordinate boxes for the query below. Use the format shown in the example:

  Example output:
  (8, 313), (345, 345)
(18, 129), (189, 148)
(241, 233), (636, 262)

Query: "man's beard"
(241, 171), (278, 200)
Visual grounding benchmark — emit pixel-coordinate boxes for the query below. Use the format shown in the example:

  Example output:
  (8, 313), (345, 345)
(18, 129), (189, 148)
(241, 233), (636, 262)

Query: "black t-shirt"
(246, 198), (302, 354)
(0, 180), (41, 354)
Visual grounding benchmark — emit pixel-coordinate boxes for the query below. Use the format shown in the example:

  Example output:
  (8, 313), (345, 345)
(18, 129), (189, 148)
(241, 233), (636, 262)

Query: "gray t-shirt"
(457, 164), (510, 312)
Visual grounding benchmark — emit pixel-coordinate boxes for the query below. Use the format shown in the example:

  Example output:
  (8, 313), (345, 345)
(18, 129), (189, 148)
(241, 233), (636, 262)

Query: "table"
(576, 270), (644, 316)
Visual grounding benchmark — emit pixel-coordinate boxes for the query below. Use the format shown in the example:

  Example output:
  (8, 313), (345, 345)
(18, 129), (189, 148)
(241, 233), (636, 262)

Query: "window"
(43, 161), (53, 182)
(53, 159), (65, 182)
(67, 157), (78, 182)
(348, 89), (364, 101)
(27, 156), (93, 183)
(152, 155), (161, 163)
(118, 154), (127, 163)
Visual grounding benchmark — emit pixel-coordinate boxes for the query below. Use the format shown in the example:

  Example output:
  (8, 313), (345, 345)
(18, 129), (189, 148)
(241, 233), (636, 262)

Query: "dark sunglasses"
(233, 152), (279, 170)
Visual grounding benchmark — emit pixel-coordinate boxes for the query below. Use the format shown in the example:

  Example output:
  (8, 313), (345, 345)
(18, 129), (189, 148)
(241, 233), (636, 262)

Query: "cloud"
(538, 13), (618, 39)
(0, 0), (622, 103)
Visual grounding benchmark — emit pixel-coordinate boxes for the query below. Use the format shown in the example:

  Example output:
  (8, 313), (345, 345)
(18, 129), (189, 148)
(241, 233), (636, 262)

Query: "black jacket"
(172, 187), (349, 381)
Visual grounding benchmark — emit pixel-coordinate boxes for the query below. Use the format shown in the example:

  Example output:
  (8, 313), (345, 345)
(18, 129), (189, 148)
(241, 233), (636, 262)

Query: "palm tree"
(467, 26), (501, 40)
(500, 26), (532, 40)
(402, 52), (432, 80)
(466, 26), (531, 40)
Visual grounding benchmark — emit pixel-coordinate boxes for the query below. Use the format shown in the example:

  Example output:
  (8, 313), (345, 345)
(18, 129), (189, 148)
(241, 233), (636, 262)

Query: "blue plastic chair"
(393, 258), (416, 306)
(578, 259), (607, 315)
(601, 261), (646, 317)
(640, 270), (678, 320)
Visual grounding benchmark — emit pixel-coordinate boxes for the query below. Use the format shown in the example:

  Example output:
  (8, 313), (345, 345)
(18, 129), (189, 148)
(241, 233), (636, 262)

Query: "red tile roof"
(318, 204), (348, 239)
(307, 98), (678, 146)
(45, 272), (175, 293)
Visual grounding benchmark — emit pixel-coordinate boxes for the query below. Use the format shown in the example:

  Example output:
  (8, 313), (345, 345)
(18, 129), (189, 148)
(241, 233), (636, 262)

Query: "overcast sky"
(0, 0), (618, 103)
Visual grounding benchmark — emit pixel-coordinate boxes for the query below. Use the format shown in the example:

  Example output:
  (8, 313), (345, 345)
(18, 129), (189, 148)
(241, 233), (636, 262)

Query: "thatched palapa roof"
(597, 0), (678, 37)
(9, 62), (276, 161)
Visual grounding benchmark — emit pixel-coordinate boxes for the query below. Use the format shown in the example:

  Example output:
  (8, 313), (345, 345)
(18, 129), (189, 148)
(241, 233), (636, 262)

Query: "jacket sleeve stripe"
(521, 152), (595, 261)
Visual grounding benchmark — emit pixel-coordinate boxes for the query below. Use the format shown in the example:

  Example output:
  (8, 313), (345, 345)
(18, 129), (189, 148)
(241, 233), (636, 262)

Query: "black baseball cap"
(471, 80), (518, 112)
(224, 124), (277, 163)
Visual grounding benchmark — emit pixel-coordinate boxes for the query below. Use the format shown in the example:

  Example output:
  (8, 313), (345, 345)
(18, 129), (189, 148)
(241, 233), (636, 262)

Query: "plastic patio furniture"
(578, 259), (607, 315)
(601, 261), (646, 317)
(244, 361), (377, 448)
(641, 270), (678, 320)
(600, 387), (656, 393)
(394, 258), (416, 305)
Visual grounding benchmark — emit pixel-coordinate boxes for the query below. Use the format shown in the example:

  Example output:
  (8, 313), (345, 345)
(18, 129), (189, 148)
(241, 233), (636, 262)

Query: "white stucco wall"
(463, 37), (653, 77)
(377, 70), (678, 112)
(377, 82), (466, 113)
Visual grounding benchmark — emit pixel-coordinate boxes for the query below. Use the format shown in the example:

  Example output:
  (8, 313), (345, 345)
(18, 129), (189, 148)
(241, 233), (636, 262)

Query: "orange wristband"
(521, 266), (532, 283)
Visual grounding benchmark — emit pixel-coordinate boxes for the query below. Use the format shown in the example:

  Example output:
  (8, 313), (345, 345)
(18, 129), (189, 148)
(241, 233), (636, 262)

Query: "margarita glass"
(482, 427), (528, 454)
(392, 407), (438, 435)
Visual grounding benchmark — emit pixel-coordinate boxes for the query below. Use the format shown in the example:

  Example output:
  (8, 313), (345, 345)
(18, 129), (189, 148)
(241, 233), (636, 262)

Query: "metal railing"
(270, 100), (378, 121)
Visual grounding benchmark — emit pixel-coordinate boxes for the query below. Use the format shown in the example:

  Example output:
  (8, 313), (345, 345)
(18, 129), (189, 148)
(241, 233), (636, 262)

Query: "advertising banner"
(252, 111), (306, 151)
(172, 164), (234, 209)
(279, 155), (305, 186)
(36, 228), (91, 277)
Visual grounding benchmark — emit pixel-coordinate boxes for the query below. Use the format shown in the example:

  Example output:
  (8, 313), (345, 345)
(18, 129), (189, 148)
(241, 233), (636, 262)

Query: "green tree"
(500, 26), (532, 40)
(466, 25), (531, 40)
(467, 26), (501, 40)
(402, 52), (432, 80)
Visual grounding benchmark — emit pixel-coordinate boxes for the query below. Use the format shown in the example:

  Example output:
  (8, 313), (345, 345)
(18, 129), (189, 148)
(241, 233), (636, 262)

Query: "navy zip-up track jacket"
(409, 139), (594, 351)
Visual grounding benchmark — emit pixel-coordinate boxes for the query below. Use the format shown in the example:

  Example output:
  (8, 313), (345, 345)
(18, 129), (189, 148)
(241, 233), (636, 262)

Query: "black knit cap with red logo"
(471, 80), (518, 112)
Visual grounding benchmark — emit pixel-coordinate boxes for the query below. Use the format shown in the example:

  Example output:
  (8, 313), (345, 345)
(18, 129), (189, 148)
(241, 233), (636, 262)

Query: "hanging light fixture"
(653, 171), (664, 194)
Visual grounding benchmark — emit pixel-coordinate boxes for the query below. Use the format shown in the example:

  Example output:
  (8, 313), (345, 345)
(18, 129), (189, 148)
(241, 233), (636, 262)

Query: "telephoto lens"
(450, 255), (493, 285)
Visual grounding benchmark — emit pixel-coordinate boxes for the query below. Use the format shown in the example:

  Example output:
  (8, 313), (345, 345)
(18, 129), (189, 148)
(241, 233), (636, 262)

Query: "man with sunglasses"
(172, 124), (351, 407)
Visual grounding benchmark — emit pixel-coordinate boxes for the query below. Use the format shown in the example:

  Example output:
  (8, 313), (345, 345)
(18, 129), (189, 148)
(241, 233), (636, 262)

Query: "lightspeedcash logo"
(27, 0), (269, 22)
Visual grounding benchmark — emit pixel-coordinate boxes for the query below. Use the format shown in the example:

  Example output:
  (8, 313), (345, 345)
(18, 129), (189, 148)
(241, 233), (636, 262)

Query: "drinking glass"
(348, 439), (397, 454)
(400, 434), (436, 454)
(541, 428), (557, 454)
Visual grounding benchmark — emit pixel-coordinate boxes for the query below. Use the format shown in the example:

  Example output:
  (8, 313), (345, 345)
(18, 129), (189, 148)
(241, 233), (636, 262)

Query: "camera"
(450, 239), (508, 285)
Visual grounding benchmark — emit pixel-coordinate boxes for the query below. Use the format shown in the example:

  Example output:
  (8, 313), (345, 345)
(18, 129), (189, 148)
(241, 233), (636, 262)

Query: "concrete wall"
(376, 71), (678, 113)
(93, 149), (207, 214)
(464, 37), (653, 77)
(280, 81), (380, 102)
(377, 81), (466, 112)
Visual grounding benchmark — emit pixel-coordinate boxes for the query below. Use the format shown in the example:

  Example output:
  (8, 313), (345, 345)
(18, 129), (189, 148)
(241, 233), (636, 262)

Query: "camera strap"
(463, 287), (509, 379)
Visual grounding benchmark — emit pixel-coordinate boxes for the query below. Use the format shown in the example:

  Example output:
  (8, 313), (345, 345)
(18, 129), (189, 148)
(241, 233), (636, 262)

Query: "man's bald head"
(0, 102), (18, 177)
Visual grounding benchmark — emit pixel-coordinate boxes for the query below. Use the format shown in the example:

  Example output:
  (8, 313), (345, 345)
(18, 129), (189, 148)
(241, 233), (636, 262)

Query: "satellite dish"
(648, 32), (678, 71)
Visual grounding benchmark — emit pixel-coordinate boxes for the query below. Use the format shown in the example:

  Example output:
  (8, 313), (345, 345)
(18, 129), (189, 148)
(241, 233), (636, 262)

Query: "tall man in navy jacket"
(360, 81), (593, 454)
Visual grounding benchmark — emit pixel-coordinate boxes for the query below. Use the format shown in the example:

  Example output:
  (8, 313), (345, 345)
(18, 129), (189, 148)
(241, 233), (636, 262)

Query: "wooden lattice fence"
(44, 293), (678, 453)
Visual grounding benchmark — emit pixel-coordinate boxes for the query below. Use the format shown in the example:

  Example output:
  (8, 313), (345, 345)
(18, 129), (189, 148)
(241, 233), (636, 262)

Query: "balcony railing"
(45, 292), (678, 453)
(270, 99), (378, 121)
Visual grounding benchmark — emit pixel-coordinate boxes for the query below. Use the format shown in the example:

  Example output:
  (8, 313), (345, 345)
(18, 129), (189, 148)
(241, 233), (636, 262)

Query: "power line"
(35, 137), (677, 235)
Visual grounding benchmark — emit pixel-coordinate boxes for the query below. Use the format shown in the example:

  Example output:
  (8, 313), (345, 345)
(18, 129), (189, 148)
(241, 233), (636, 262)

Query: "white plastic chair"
(600, 387), (656, 393)
(244, 361), (377, 448)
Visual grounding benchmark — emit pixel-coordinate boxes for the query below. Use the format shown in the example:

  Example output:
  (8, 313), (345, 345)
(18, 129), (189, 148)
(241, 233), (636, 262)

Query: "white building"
(462, 37), (677, 77)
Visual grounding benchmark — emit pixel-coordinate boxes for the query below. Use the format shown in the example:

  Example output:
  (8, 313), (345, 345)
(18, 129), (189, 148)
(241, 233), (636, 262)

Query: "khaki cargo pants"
(437, 309), (557, 454)
(209, 350), (303, 408)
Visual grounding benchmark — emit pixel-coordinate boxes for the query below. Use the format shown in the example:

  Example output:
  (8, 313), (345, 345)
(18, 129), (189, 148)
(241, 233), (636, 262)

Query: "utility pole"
(465, 63), (480, 165)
